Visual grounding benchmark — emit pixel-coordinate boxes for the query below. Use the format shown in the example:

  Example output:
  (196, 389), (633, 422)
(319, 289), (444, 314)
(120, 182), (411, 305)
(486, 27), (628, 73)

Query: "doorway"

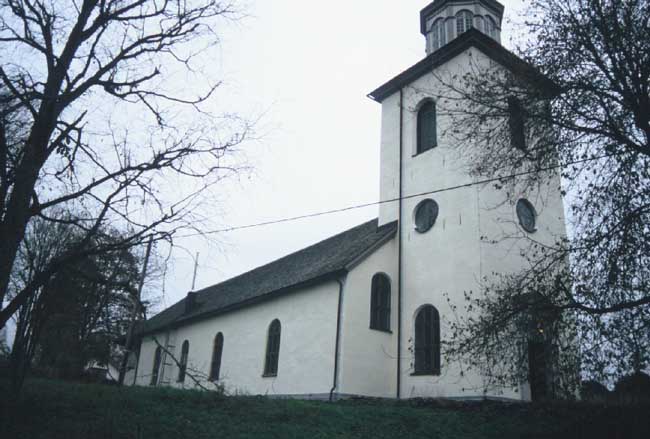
(528, 340), (548, 401)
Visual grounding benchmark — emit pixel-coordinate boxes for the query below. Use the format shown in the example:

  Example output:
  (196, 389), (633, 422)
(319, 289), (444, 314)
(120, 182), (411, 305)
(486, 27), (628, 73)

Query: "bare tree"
(0, 1), (252, 330)
(431, 0), (650, 389)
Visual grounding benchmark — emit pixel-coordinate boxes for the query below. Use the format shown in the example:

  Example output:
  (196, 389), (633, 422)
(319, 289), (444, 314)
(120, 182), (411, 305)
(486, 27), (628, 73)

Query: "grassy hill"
(0, 379), (648, 438)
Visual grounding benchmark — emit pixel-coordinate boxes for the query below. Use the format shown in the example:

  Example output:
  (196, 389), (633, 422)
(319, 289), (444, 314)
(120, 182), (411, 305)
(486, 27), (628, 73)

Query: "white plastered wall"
(337, 237), (399, 398)
(377, 48), (568, 399)
(134, 281), (340, 396)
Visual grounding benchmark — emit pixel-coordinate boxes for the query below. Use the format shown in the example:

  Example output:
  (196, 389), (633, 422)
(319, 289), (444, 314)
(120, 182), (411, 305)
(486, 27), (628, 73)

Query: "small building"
(85, 360), (120, 382)
(130, 0), (568, 401)
(0, 326), (7, 351)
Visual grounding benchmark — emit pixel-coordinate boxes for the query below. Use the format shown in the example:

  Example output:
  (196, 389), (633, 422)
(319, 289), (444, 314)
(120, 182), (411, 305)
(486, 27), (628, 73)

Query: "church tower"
(368, 0), (567, 400)
(421, 0), (504, 53)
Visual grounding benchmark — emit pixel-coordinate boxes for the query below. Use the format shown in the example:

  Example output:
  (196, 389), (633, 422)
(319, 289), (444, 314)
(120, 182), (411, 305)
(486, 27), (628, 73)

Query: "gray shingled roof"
(140, 218), (397, 335)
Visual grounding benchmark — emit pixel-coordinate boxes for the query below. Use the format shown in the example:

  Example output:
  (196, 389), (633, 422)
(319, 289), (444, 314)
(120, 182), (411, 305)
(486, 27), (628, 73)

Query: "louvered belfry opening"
(417, 100), (438, 154)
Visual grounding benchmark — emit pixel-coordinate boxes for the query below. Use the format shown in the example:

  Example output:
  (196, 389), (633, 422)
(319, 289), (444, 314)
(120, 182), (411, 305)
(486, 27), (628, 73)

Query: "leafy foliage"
(8, 216), (154, 390)
(34, 232), (141, 379)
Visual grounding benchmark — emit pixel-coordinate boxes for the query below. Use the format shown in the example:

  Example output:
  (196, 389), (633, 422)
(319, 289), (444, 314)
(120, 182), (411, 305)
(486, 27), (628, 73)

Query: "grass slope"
(0, 379), (648, 439)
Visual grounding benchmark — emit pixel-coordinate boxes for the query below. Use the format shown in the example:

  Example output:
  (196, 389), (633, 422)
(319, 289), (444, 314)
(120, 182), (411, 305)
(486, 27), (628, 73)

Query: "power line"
(177, 153), (615, 238)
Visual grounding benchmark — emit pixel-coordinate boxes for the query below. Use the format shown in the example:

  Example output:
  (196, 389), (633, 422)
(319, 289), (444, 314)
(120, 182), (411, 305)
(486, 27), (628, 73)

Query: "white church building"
(130, 0), (567, 401)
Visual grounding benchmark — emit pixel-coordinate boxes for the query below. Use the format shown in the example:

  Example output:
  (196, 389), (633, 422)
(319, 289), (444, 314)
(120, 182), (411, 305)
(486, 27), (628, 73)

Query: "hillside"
(0, 379), (648, 438)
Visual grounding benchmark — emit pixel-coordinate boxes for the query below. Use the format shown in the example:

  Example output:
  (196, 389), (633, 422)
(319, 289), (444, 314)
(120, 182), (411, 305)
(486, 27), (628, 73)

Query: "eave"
(368, 29), (558, 103)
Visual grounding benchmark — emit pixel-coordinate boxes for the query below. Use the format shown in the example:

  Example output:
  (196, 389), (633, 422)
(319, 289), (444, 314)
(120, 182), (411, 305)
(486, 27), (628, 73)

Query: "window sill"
(412, 145), (437, 158)
(410, 371), (440, 377)
(262, 373), (277, 378)
(369, 326), (392, 334)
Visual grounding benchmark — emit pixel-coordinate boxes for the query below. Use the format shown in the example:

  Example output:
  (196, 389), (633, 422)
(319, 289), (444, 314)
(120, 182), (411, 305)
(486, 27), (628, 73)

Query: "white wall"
(337, 237), (398, 398)
(378, 92), (401, 227)
(135, 280), (340, 396)
(378, 48), (568, 399)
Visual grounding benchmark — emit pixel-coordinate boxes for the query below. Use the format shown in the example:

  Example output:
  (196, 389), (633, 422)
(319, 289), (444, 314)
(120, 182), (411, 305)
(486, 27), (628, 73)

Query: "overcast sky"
(154, 0), (526, 313)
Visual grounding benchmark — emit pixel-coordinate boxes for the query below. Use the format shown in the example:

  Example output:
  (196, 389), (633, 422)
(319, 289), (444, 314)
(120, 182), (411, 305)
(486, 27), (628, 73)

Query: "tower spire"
(420, 0), (505, 54)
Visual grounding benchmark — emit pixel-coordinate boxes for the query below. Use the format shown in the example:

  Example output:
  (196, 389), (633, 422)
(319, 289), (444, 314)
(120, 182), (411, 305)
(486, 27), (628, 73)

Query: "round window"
(516, 199), (536, 233)
(414, 199), (439, 233)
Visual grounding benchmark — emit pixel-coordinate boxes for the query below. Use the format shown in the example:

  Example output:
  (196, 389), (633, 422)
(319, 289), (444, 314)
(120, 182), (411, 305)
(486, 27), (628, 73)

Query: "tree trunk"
(0, 127), (52, 311)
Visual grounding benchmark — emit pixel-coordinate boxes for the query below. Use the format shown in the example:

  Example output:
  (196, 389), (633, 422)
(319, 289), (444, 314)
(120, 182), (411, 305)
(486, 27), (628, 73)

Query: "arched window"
(485, 15), (497, 39)
(431, 18), (447, 51)
(417, 100), (437, 154)
(263, 319), (281, 376)
(209, 333), (224, 381)
(370, 273), (391, 331)
(456, 10), (473, 35)
(177, 340), (189, 383)
(508, 96), (526, 150)
(150, 346), (162, 386)
(414, 305), (441, 375)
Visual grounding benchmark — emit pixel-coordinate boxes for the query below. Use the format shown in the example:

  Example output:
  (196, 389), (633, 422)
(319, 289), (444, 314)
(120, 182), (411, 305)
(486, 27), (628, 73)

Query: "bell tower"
(368, 0), (568, 399)
(420, 0), (504, 54)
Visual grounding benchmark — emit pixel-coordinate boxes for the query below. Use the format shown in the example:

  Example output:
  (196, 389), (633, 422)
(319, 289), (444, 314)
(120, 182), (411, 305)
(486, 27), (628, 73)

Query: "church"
(129, 0), (567, 401)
